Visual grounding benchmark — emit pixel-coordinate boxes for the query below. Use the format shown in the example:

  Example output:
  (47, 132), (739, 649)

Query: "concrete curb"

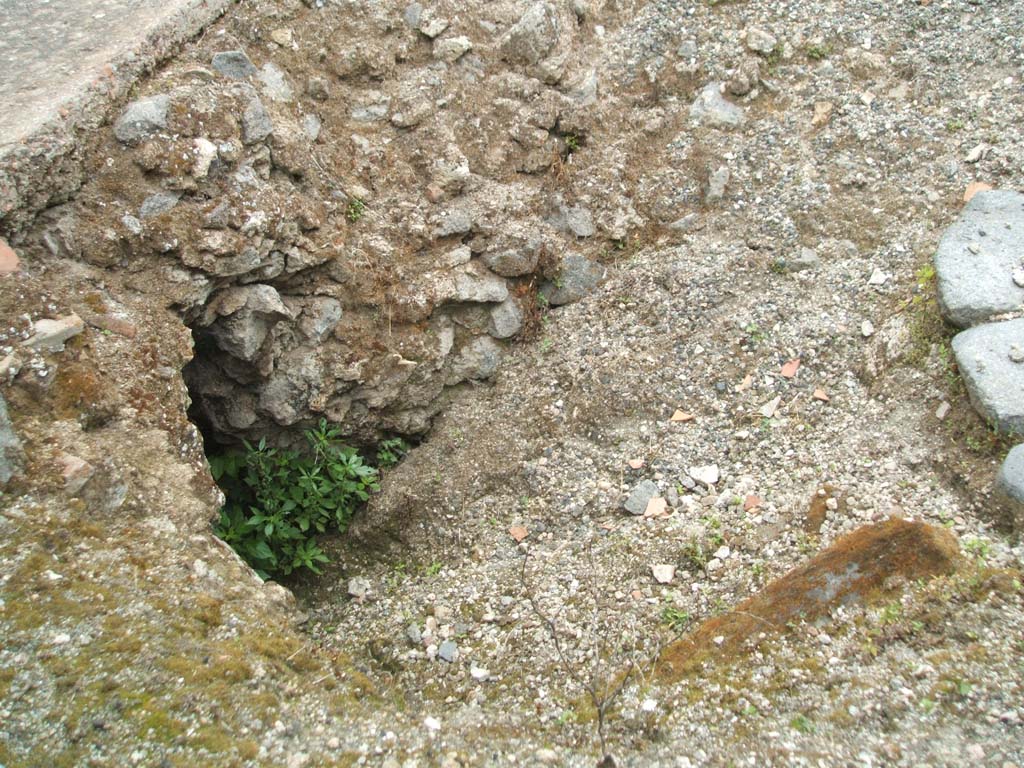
(0, 0), (235, 235)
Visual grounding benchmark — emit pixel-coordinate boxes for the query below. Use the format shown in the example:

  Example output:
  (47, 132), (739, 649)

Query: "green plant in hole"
(963, 537), (991, 563)
(346, 198), (366, 223)
(744, 322), (767, 344)
(388, 561), (410, 589)
(789, 713), (815, 734)
(879, 602), (902, 625)
(945, 117), (965, 133)
(564, 133), (581, 153)
(681, 538), (708, 571)
(660, 606), (691, 633)
(211, 419), (379, 578)
(805, 43), (832, 61)
(423, 561), (443, 577)
(376, 437), (409, 469)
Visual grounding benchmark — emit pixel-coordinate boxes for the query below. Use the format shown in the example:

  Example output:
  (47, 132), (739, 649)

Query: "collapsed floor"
(2, 0), (1024, 766)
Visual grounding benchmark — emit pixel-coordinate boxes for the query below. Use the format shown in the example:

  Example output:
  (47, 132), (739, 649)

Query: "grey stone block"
(935, 190), (1024, 328)
(543, 253), (605, 306)
(0, 394), (23, 485)
(952, 318), (1024, 435)
(995, 444), (1024, 536)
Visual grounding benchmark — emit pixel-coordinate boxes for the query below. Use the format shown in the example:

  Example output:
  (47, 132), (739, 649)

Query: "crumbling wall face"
(28, 0), (632, 447)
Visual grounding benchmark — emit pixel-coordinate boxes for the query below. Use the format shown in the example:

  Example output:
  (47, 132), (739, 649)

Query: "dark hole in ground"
(181, 317), (414, 584)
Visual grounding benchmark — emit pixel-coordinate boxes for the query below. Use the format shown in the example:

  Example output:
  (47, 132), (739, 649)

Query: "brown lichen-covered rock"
(658, 519), (961, 682)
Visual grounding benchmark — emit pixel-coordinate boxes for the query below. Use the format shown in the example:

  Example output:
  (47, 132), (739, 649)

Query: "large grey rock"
(995, 444), (1024, 536)
(435, 262), (509, 305)
(448, 337), (503, 383)
(432, 209), (474, 238)
(113, 94), (170, 143)
(0, 394), (23, 485)
(258, 348), (320, 426)
(403, 3), (423, 28)
(206, 284), (292, 362)
(489, 297), (524, 339)
(543, 253), (605, 306)
(689, 83), (746, 129)
(745, 27), (778, 55)
(624, 480), (660, 515)
(952, 318), (1024, 435)
(934, 190), (1024, 328)
(257, 63), (293, 101)
(501, 2), (559, 65)
(212, 49), (256, 79)
(438, 639), (458, 662)
(549, 199), (595, 238)
(482, 237), (542, 277)
(780, 247), (821, 273)
(139, 192), (180, 219)
(296, 297), (342, 341)
(417, 9), (449, 38)
(434, 36), (472, 63)
(242, 97), (274, 144)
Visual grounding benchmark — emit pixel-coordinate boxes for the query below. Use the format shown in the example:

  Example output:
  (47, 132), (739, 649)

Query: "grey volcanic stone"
(212, 49), (256, 79)
(297, 297), (342, 341)
(951, 318), (1024, 435)
(501, 2), (559, 65)
(114, 94), (170, 143)
(242, 97), (273, 144)
(433, 209), (473, 238)
(482, 237), (542, 277)
(489, 297), (524, 339)
(550, 203), (595, 238)
(544, 253), (605, 306)
(690, 83), (745, 129)
(448, 337), (503, 383)
(624, 480), (659, 515)
(935, 190), (1024, 328)
(0, 394), (23, 485)
(139, 192), (180, 219)
(438, 640), (458, 662)
(995, 444), (1024, 535)
(258, 62), (293, 101)
(436, 262), (509, 304)
(207, 284), (292, 362)
(779, 247), (821, 273)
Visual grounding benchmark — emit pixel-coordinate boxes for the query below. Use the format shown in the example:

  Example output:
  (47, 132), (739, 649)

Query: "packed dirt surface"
(2, 0), (1024, 766)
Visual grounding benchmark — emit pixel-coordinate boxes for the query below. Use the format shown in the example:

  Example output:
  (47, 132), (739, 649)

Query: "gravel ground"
(2, 0), (1024, 765)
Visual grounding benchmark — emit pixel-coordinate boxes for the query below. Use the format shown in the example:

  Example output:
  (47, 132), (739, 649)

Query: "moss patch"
(658, 519), (961, 681)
